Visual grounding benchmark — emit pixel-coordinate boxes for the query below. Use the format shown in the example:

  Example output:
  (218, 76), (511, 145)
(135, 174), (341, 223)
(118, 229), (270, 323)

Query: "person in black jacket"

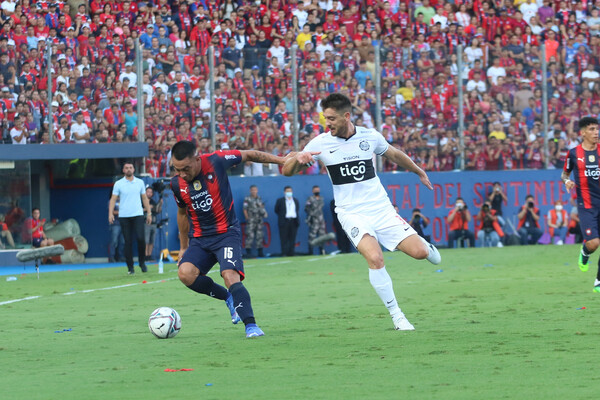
(274, 186), (299, 256)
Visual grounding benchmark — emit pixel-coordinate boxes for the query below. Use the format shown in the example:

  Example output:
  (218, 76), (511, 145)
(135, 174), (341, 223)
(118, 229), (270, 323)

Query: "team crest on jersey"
(589, 155), (596, 163)
(351, 227), (359, 238)
(207, 174), (214, 183)
(359, 140), (370, 151)
(193, 180), (202, 190)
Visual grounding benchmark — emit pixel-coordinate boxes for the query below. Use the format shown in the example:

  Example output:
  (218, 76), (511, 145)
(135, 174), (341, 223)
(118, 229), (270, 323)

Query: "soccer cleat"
(225, 293), (241, 324)
(245, 323), (265, 338)
(393, 313), (415, 331)
(421, 238), (441, 265)
(594, 285), (600, 293)
(579, 248), (589, 272)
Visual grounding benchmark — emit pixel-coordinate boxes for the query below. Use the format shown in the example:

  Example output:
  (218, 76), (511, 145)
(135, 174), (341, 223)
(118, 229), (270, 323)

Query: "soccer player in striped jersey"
(170, 141), (287, 337)
(562, 116), (600, 291)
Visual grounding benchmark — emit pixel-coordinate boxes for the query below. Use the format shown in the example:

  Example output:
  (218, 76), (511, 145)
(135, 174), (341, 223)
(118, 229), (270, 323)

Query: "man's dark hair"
(312, 185), (319, 189)
(321, 93), (352, 115)
(284, 185), (292, 191)
(579, 116), (598, 130)
(250, 185), (257, 189)
(171, 140), (196, 160)
(32, 207), (40, 213)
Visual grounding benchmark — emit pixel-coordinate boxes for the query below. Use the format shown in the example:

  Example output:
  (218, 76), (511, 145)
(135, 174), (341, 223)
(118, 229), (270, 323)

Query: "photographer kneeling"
(517, 194), (542, 245)
(447, 197), (475, 248)
(476, 202), (504, 247)
(409, 208), (431, 243)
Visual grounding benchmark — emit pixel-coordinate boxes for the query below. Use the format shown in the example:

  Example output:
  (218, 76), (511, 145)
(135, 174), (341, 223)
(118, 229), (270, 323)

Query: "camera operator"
(476, 202), (504, 247)
(517, 194), (542, 245)
(447, 197), (475, 248)
(409, 208), (431, 243)
(487, 182), (507, 228)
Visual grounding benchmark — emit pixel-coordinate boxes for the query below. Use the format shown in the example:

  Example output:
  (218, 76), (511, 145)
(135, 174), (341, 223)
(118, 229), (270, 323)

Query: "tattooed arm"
(240, 150), (289, 165)
(561, 170), (575, 191)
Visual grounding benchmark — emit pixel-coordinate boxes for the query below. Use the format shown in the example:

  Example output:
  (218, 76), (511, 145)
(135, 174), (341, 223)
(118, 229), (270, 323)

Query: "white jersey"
(303, 125), (392, 214)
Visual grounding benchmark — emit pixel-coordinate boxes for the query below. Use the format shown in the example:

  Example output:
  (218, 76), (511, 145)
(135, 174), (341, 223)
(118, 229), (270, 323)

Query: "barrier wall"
(49, 169), (568, 258)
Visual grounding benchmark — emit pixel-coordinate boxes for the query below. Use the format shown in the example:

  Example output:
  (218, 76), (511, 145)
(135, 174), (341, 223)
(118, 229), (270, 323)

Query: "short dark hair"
(32, 207), (40, 213)
(171, 140), (196, 160)
(312, 185), (319, 189)
(579, 116), (598, 130)
(321, 93), (352, 115)
(284, 185), (292, 191)
(250, 185), (257, 189)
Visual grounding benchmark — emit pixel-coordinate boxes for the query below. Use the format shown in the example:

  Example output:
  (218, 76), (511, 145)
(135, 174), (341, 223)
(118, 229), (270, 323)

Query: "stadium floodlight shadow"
(16, 245), (65, 279)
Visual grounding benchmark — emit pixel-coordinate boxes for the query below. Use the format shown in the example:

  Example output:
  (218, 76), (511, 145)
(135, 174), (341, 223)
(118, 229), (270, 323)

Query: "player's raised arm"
(240, 149), (288, 165)
(282, 151), (321, 176)
(381, 146), (433, 190)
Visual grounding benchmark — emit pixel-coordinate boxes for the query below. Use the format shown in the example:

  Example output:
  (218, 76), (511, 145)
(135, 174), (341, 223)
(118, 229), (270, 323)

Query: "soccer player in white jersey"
(283, 93), (441, 331)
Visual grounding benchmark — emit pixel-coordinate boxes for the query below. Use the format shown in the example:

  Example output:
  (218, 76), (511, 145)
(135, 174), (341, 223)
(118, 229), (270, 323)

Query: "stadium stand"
(0, 0), (598, 176)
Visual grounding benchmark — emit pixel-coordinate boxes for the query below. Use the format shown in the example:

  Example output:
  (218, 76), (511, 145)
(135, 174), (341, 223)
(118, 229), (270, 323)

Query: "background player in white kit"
(283, 93), (441, 331)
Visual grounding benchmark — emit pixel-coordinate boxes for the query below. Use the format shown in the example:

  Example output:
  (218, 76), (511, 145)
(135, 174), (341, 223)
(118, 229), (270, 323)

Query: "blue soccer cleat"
(245, 323), (265, 338)
(225, 293), (241, 324)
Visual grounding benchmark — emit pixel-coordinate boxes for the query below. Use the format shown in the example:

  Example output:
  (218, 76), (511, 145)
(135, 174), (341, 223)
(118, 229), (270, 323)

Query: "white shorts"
(337, 206), (417, 251)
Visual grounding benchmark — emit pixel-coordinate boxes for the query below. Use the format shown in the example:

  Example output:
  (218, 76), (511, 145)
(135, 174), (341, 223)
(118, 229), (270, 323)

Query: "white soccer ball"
(148, 307), (182, 339)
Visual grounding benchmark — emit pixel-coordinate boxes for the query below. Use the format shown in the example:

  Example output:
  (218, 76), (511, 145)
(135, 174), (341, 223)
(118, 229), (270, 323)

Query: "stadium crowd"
(0, 0), (599, 176)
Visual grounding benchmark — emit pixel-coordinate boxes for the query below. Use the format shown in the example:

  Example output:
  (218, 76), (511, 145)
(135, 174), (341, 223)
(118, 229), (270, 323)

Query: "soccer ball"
(148, 307), (182, 339)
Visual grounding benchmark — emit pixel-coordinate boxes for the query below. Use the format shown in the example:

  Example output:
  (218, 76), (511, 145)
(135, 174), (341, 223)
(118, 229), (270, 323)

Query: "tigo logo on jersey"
(584, 168), (600, 180)
(327, 159), (376, 185)
(192, 194), (213, 212)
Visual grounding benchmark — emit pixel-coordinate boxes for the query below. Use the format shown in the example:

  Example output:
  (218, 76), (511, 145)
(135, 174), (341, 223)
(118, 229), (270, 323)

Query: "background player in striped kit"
(562, 117), (600, 291)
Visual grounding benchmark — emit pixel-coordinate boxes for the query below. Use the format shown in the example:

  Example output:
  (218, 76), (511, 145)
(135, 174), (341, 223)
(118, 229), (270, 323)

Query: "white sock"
(595, 279), (600, 287)
(369, 267), (401, 317)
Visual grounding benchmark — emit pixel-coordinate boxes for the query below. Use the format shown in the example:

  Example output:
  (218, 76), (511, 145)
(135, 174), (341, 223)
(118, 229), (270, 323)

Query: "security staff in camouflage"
(243, 185), (268, 258)
(305, 185), (327, 255)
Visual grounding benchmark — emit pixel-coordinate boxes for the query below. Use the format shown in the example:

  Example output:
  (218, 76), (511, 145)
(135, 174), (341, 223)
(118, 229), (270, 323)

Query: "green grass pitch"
(1, 245), (599, 400)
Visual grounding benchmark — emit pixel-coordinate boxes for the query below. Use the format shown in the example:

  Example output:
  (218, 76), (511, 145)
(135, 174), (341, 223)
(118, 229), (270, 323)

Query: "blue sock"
(186, 275), (228, 300)
(228, 282), (256, 325)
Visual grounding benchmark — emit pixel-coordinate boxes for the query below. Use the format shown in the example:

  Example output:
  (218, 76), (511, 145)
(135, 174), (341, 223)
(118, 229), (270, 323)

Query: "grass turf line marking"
(62, 278), (178, 296)
(0, 295), (41, 305)
(1, 258), (294, 306)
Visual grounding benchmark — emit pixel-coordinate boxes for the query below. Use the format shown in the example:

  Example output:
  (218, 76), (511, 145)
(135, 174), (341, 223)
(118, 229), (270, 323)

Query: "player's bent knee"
(178, 263), (199, 286)
(222, 269), (241, 288)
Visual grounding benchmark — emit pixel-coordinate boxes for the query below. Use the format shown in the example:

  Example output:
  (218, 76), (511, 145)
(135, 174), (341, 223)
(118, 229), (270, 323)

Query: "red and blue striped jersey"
(171, 150), (242, 237)
(564, 144), (600, 209)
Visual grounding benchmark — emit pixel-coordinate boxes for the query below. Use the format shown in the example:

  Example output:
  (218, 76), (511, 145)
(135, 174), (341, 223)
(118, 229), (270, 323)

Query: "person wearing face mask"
(547, 200), (568, 245)
(447, 197), (475, 248)
(305, 185), (327, 255)
(274, 186), (300, 257)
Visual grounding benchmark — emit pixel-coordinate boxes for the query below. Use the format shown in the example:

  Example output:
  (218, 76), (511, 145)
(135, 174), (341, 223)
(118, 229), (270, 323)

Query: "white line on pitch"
(0, 296), (41, 305)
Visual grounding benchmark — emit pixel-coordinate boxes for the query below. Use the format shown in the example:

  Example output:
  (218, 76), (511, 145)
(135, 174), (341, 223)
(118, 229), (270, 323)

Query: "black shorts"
(32, 238), (43, 248)
(179, 225), (245, 280)
(579, 207), (600, 241)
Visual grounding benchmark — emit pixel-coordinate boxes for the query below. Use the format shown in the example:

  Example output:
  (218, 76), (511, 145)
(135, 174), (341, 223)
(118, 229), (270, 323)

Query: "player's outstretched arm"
(240, 150), (289, 165)
(282, 151), (321, 176)
(382, 146), (433, 190)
